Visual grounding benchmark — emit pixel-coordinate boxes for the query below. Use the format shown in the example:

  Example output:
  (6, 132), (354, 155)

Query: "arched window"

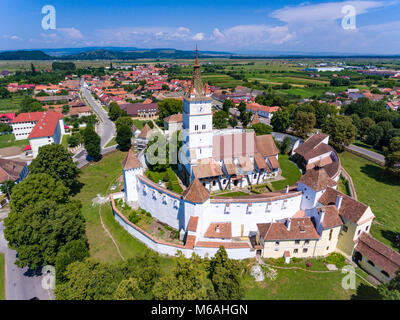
(367, 260), (375, 267)
(381, 270), (390, 278)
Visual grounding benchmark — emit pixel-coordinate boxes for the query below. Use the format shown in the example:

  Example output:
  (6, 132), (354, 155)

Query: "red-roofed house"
(0, 113), (15, 124)
(246, 102), (280, 120)
(11, 111), (65, 157)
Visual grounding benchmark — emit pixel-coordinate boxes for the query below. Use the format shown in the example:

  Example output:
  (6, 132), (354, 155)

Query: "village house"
(120, 102), (159, 119)
(11, 111), (65, 157)
(0, 158), (29, 195)
(246, 102), (280, 120)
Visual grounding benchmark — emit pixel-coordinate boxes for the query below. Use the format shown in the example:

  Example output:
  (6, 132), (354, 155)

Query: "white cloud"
(57, 27), (83, 40)
(192, 33), (205, 41)
(271, 1), (385, 23)
(2, 35), (21, 40)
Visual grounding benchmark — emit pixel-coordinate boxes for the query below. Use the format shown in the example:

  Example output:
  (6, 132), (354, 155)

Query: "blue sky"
(0, 0), (400, 53)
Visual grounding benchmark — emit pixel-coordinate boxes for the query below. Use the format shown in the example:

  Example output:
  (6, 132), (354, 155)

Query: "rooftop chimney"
(336, 195), (343, 211)
(320, 208), (325, 223)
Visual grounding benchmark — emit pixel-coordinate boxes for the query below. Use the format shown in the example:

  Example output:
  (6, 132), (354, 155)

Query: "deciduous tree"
(29, 144), (80, 191)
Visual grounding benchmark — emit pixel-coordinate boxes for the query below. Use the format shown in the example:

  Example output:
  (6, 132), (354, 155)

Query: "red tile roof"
(204, 222), (232, 239)
(187, 216), (199, 232)
(12, 111), (45, 123)
(122, 149), (142, 170)
(163, 113), (183, 123)
(355, 232), (400, 277)
(257, 217), (320, 241)
(182, 178), (210, 203)
(299, 167), (337, 191)
(318, 187), (370, 224)
(28, 111), (63, 139)
(317, 205), (343, 229)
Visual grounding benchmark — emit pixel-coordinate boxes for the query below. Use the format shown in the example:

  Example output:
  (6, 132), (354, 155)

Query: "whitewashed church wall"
(206, 195), (302, 238)
(137, 178), (182, 230)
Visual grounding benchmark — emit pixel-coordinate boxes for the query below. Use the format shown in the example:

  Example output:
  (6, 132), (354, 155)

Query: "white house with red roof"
(11, 111), (65, 157)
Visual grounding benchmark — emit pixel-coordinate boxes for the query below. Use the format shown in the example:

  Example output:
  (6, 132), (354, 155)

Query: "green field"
(0, 94), (25, 113)
(244, 257), (376, 300)
(340, 151), (400, 250)
(0, 134), (28, 150)
(271, 154), (302, 191)
(0, 253), (5, 300)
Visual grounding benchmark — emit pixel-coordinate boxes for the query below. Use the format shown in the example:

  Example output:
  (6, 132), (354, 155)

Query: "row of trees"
(56, 247), (246, 300)
(4, 144), (88, 274)
(270, 100), (357, 152)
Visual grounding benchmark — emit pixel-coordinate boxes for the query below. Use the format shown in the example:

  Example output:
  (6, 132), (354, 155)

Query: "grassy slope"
(0, 253), (4, 300)
(340, 151), (400, 250)
(74, 150), (175, 271)
(271, 154), (302, 191)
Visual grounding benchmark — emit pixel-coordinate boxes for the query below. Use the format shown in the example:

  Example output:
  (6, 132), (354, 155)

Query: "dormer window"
(247, 204), (252, 215)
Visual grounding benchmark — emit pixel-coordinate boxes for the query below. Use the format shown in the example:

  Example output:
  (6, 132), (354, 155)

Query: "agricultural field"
(0, 94), (24, 113)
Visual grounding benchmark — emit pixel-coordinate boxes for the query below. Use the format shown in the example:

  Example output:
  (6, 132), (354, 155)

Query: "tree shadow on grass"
(360, 164), (400, 187)
(351, 283), (381, 300)
(380, 229), (400, 252)
(69, 181), (84, 196)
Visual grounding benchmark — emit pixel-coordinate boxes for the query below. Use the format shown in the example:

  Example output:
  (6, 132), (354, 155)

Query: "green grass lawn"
(0, 134), (28, 150)
(244, 256), (378, 300)
(105, 137), (117, 148)
(145, 166), (183, 194)
(74, 150), (175, 271)
(271, 154), (302, 191)
(0, 253), (5, 300)
(340, 151), (400, 250)
(132, 119), (146, 130)
(213, 191), (249, 197)
(61, 135), (69, 148)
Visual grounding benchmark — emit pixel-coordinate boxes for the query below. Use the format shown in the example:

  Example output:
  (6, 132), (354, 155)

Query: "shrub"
(325, 252), (346, 268)
(128, 211), (141, 224)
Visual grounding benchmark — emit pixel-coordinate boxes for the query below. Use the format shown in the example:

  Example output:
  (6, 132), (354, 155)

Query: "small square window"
(305, 240), (310, 245)
(303, 248), (308, 253)
(275, 241), (279, 246)
(295, 240), (300, 245)
(294, 249), (298, 254)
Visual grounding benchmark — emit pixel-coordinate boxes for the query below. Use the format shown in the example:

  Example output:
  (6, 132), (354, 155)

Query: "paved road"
(81, 81), (116, 148)
(347, 144), (385, 165)
(0, 220), (53, 300)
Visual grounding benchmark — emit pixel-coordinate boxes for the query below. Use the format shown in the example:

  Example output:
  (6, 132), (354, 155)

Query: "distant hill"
(0, 50), (52, 60)
(0, 48), (231, 60)
(62, 48), (230, 60)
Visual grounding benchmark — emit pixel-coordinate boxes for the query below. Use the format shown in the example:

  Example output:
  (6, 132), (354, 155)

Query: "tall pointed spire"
(194, 44), (199, 67)
(187, 45), (204, 97)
